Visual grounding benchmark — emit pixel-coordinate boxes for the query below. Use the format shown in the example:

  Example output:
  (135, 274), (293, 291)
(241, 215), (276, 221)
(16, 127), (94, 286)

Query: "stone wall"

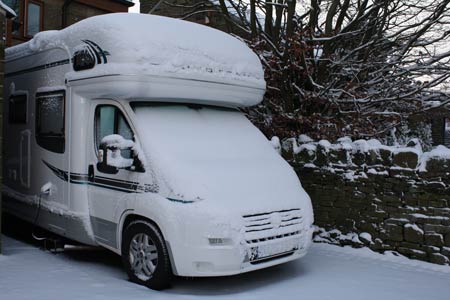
(282, 136), (450, 265)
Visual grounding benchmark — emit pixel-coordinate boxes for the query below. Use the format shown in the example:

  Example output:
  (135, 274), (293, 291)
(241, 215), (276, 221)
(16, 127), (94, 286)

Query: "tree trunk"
(273, 0), (284, 45)
(250, 0), (257, 38)
(265, 0), (274, 39)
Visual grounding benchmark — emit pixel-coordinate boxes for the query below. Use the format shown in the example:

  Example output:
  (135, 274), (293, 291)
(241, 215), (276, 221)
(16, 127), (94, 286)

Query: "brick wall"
(65, 2), (108, 27)
(282, 137), (450, 265)
(8, 0), (132, 46)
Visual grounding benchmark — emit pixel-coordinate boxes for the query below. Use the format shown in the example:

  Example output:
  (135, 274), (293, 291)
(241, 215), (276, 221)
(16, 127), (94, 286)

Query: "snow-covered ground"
(1, 235), (449, 300)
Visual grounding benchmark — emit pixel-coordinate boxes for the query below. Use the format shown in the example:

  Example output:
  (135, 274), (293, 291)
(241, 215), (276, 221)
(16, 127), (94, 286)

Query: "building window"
(5, 0), (43, 42)
(36, 91), (65, 154)
(26, 1), (42, 37)
(9, 94), (28, 124)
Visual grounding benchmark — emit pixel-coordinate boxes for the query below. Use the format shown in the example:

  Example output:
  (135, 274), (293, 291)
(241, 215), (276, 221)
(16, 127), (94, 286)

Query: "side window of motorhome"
(35, 91), (65, 154)
(95, 105), (134, 159)
(9, 94), (27, 124)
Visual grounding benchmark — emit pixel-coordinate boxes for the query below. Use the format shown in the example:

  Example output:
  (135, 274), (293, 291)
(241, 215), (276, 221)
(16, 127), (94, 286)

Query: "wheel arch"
(118, 212), (179, 275)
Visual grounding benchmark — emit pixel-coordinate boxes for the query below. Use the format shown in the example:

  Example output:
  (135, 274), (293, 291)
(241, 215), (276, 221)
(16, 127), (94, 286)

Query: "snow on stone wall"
(282, 136), (450, 265)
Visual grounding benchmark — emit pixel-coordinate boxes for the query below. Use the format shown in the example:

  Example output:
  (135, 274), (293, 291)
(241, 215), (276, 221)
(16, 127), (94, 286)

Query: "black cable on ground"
(31, 193), (48, 241)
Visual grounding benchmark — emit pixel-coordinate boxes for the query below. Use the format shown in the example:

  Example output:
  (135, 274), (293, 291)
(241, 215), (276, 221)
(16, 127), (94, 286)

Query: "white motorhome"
(2, 13), (314, 290)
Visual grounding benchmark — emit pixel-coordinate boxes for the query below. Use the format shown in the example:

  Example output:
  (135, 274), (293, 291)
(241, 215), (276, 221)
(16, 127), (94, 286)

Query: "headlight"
(208, 238), (233, 246)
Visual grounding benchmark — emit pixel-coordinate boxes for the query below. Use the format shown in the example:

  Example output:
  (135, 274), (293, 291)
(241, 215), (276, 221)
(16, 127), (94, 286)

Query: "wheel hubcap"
(129, 233), (158, 280)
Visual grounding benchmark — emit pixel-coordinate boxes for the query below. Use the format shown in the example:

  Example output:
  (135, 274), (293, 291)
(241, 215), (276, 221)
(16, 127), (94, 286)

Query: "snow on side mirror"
(97, 134), (143, 174)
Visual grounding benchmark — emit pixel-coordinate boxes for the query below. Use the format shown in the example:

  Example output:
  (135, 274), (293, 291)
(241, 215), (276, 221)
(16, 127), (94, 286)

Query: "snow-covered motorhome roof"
(6, 13), (265, 94)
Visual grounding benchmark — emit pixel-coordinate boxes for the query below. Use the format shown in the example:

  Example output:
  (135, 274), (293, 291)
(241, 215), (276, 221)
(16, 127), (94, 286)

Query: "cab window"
(94, 105), (133, 159)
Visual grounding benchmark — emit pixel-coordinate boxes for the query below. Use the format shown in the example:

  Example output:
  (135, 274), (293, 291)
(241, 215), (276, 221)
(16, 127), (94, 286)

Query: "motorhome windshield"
(131, 103), (275, 162)
(131, 102), (297, 204)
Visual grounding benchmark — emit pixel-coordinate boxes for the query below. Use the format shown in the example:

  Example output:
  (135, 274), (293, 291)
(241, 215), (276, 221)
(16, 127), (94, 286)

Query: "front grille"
(243, 208), (303, 243)
(247, 230), (301, 245)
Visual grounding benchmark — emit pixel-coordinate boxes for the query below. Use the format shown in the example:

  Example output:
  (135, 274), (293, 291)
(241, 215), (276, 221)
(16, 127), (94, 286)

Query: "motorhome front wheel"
(121, 220), (173, 290)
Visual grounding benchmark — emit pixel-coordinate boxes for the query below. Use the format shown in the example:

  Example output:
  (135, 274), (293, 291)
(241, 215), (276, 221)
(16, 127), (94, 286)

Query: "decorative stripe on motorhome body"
(43, 160), (158, 194)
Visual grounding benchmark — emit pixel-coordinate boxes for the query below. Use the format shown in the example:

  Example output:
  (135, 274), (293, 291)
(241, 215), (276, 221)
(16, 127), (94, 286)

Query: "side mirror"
(97, 135), (145, 174)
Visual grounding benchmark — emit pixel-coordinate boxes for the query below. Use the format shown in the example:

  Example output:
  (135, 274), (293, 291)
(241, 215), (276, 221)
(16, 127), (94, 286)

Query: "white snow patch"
(405, 223), (424, 235)
(318, 139), (331, 149)
(270, 136), (281, 154)
(419, 145), (450, 171)
(298, 143), (317, 155)
(298, 134), (314, 143)
(367, 168), (389, 176)
(410, 214), (449, 221)
(337, 136), (352, 144)
(101, 134), (134, 149)
(2, 235), (450, 300)
(367, 139), (382, 147)
(303, 163), (317, 168)
(352, 139), (369, 153)
(359, 232), (373, 243)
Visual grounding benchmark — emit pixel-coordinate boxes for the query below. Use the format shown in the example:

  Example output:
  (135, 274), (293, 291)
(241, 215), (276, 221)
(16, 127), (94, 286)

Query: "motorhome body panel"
(4, 47), (74, 237)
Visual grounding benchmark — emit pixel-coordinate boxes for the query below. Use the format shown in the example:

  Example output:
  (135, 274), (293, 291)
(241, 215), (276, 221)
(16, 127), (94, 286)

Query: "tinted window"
(9, 94), (27, 124)
(95, 105), (133, 159)
(36, 91), (65, 153)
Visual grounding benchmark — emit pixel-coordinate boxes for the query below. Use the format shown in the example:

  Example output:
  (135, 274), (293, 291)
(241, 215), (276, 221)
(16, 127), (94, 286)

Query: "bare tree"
(149, 1), (450, 140)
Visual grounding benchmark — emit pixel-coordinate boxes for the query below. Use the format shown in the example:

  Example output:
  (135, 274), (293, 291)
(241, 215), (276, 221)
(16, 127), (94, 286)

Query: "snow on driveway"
(0, 235), (449, 300)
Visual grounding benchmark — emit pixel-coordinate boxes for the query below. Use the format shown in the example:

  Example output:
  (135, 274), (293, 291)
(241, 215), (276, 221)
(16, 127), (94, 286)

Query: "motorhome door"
(88, 100), (139, 249)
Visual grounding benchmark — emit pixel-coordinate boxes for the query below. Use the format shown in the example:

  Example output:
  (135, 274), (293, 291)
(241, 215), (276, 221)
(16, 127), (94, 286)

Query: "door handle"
(88, 164), (95, 181)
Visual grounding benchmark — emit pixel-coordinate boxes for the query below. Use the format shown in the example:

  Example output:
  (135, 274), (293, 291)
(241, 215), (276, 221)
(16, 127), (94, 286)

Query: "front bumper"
(169, 225), (313, 277)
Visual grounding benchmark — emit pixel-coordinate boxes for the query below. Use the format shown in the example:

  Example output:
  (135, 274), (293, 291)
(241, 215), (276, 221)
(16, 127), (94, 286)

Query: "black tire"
(121, 220), (173, 290)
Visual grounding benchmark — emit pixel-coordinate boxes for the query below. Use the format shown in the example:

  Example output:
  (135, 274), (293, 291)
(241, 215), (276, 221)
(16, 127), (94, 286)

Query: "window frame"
(94, 104), (135, 155)
(35, 90), (66, 154)
(24, 0), (44, 38)
(8, 93), (28, 124)
(6, 0), (44, 43)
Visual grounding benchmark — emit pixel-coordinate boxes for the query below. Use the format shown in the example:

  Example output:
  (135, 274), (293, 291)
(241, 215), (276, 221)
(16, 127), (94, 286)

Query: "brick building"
(4, 0), (134, 46)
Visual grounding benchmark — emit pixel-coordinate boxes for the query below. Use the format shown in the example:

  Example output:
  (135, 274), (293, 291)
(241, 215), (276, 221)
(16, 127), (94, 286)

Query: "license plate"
(250, 238), (300, 261)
